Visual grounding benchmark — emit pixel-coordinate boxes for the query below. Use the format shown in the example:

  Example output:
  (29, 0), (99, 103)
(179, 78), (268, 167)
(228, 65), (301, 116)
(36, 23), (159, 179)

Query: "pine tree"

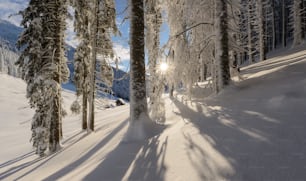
(17, 0), (47, 155)
(88, 0), (117, 131)
(43, 0), (69, 153)
(71, 0), (91, 130)
(16, 0), (69, 155)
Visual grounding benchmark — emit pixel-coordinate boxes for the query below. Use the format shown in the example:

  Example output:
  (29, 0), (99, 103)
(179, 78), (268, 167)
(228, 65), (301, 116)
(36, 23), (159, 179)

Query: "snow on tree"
(16, 0), (69, 155)
(0, 40), (20, 76)
(71, 0), (91, 130)
(214, 0), (230, 92)
(292, 0), (304, 47)
(41, 0), (69, 153)
(257, 0), (266, 61)
(145, 0), (165, 123)
(164, 0), (231, 94)
(126, 0), (148, 141)
(88, 0), (118, 131)
(70, 99), (81, 114)
(165, 0), (191, 95)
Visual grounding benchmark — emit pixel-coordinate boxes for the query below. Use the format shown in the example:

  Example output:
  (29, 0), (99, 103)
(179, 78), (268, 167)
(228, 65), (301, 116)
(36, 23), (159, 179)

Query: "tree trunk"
(257, 0), (266, 61)
(247, 0), (254, 63)
(271, 0), (276, 50)
(82, 91), (88, 130)
(214, 0), (230, 93)
(293, 0), (303, 47)
(48, 0), (66, 153)
(88, 0), (99, 131)
(130, 0), (147, 121)
(282, 0), (287, 47)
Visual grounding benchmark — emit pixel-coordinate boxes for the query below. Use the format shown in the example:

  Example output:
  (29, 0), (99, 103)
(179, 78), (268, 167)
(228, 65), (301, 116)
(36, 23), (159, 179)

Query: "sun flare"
(159, 62), (168, 72)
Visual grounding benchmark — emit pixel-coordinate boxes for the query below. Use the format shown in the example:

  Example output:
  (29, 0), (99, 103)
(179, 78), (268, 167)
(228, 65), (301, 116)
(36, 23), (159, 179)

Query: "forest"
(0, 0), (306, 180)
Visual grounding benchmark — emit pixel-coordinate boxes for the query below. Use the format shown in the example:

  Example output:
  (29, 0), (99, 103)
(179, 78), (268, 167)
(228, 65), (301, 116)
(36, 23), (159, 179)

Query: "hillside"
(0, 47), (306, 180)
(0, 19), (130, 100)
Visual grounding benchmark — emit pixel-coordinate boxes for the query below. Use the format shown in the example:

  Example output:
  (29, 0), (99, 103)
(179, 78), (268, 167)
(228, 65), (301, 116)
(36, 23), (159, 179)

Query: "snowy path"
(1, 49), (306, 180)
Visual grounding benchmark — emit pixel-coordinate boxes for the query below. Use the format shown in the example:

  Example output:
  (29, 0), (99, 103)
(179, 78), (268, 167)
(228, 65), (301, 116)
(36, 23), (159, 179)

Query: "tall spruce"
(45, 0), (69, 152)
(16, 0), (69, 155)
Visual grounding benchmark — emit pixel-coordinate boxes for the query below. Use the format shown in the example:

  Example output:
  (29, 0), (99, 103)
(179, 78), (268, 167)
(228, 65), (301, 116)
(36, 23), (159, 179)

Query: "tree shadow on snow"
(83, 135), (168, 181)
(82, 118), (168, 181)
(42, 120), (129, 181)
(170, 86), (306, 181)
(0, 130), (87, 180)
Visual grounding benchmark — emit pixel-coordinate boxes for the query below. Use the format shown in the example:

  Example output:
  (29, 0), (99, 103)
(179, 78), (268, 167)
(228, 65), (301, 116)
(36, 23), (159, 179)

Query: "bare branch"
(174, 22), (213, 38)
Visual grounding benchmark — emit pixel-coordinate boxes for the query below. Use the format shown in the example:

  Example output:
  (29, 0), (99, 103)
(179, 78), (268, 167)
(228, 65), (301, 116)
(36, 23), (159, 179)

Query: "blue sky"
(0, 0), (169, 71)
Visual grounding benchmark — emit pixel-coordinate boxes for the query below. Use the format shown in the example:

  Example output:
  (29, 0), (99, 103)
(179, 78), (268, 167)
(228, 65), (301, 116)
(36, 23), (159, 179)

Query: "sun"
(159, 62), (168, 72)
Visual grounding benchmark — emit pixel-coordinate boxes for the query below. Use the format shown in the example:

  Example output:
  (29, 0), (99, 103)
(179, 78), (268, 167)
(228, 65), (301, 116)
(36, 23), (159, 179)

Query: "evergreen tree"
(42, 0), (69, 153)
(71, 0), (91, 130)
(16, 0), (47, 155)
(88, 0), (118, 131)
(16, 0), (69, 155)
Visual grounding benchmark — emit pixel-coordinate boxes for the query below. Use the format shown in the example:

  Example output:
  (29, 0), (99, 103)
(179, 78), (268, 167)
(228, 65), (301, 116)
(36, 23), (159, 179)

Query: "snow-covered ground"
(1, 47), (306, 181)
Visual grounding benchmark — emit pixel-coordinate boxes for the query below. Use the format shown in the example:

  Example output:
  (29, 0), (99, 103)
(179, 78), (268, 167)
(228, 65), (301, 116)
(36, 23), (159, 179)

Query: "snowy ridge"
(1, 48), (306, 180)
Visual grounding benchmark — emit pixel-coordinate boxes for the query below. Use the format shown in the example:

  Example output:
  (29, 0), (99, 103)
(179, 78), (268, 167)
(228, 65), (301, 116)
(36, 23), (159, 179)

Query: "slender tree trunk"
(88, 0), (99, 131)
(82, 90), (88, 130)
(293, 0), (303, 47)
(302, 0), (306, 39)
(258, 0), (266, 61)
(48, 0), (66, 153)
(247, 0), (254, 63)
(271, 0), (276, 50)
(282, 0), (287, 47)
(170, 84), (174, 98)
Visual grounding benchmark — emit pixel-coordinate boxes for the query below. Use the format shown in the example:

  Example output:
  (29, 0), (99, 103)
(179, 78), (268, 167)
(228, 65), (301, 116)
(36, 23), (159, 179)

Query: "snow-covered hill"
(0, 19), (130, 100)
(1, 47), (306, 181)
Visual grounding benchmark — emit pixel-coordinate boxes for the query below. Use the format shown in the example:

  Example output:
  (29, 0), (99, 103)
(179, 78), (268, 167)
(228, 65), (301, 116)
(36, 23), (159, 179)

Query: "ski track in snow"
(1, 47), (306, 180)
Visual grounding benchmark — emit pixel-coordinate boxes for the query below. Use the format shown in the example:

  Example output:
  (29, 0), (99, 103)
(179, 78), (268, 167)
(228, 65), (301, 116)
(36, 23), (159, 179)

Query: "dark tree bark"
(88, 0), (99, 131)
(215, 0), (230, 92)
(82, 92), (88, 130)
(130, 0), (148, 121)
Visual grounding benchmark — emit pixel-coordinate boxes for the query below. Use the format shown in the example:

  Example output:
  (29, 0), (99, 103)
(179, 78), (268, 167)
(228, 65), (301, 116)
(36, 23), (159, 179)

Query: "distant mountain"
(112, 67), (130, 100)
(0, 20), (23, 50)
(0, 19), (130, 100)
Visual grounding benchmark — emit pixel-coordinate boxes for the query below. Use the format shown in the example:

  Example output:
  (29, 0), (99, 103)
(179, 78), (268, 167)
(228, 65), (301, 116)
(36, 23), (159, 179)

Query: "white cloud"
(0, 0), (28, 26)
(113, 43), (130, 62)
(65, 16), (78, 48)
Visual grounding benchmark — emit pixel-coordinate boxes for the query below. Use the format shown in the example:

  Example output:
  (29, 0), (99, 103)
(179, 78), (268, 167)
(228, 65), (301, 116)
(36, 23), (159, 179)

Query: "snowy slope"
(1, 47), (306, 181)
